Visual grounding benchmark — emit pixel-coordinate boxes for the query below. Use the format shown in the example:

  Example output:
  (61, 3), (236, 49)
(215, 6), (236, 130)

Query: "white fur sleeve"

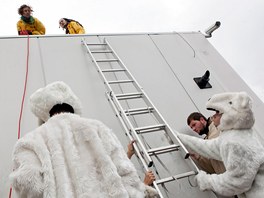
(196, 142), (258, 196)
(97, 122), (147, 197)
(177, 133), (221, 160)
(9, 141), (44, 198)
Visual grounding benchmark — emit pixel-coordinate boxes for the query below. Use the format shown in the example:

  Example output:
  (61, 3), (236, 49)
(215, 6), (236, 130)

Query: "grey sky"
(2, 0), (264, 101)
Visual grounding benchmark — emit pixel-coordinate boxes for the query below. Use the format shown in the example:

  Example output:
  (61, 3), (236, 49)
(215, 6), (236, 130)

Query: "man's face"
(22, 7), (31, 18)
(189, 118), (206, 134)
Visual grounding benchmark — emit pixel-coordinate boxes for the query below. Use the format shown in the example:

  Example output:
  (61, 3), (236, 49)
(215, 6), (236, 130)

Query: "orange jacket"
(66, 21), (85, 34)
(17, 17), (45, 35)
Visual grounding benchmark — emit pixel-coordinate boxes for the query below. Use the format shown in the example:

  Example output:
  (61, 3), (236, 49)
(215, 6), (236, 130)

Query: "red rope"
(9, 35), (30, 198)
(18, 35), (30, 139)
(8, 188), (12, 198)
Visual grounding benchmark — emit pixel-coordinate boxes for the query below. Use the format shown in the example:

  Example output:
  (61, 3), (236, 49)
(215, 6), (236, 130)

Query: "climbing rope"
(9, 34), (30, 198)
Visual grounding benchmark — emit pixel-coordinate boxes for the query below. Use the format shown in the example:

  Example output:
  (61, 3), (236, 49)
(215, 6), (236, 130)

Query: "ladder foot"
(148, 161), (153, 167)
(185, 153), (190, 159)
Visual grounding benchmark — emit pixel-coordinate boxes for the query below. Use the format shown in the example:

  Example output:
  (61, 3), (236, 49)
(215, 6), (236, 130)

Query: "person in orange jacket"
(17, 4), (45, 35)
(59, 18), (85, 34)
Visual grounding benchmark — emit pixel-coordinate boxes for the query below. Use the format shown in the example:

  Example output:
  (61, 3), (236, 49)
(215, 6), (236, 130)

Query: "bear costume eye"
(229, 101), (232, 105)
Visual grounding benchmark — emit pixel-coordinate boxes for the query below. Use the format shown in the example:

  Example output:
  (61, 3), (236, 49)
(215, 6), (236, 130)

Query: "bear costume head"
(206, 92), (255, 131)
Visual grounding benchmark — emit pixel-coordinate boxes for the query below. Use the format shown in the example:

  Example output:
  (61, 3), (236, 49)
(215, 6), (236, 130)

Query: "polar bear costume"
(177, 92), (264, 198)
(10, 81), (158, 198)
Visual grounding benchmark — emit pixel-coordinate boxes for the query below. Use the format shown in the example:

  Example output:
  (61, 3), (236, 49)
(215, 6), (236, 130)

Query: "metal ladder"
(82, 38), (199, 198)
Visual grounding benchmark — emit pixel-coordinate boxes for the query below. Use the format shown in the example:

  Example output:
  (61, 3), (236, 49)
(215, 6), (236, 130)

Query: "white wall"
(1, 32), (263, 197)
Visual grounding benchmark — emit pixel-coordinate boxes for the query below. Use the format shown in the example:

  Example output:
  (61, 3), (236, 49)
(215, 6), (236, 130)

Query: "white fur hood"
(206, 92), (255, 131)
(30, 81), (82, 123)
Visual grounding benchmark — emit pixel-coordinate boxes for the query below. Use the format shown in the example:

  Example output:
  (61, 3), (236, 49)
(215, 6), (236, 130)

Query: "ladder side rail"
(146, 107), (200, 172)
(105, 93), (149, 170)
(104, 39), (146, 92)
(105, 82), (196, 198)
(83, 39), (198, 196)
(82, 39), (114, 94)
(105, 39), (198, 171)
(82, 39), (153, 167)
(110, 92), (154, 167)
(106, 93), (164, 198)
(139, 105), (199, 171)
(142, 93), (199, 171)
(164, 128), (200, 172)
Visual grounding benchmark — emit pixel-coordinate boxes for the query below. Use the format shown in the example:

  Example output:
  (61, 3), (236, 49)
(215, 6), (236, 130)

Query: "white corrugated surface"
(1, 32), (263, 197)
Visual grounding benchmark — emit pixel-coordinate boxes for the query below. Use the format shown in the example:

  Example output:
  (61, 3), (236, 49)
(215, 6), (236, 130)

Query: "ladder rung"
(91, 50), (112, 53)
(115, 92), (143, 100)
(108, 80), (133, 84)
(156, 171), (197, 185)
(102, 69), (126, 72)
(148, 144), (180, 156)
(96, 59), (119, 62)
(86, 43), (106, 45)
(125, 107), (154, 116)
(134, 124), (165, 134)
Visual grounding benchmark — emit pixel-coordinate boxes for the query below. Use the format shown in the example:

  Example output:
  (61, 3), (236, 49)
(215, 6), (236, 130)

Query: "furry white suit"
(10, 81), (157, 198)
(177, 92), (264, 198)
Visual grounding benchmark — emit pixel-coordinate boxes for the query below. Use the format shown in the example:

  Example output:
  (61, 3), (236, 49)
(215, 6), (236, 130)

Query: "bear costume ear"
(237, 92), (252, 109)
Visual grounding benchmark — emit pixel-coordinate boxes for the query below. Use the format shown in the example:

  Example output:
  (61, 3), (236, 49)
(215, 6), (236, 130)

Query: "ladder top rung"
(148, 144), (180, 154)
(125, 107), (154, 115)
(86, 43), (106, 45)
(108, 80), (133, 84)
(91, 50), (112, 53)
(114, 92), (143, 100)
(96, 59), (119, 62)
(155, 171), (197, 185)
(102, 69), (126, 73)
(156, 171), (197, 185)
(135, 124), (165, 132)
(115, 92), (142, 98)
(134, 124), (166, 134)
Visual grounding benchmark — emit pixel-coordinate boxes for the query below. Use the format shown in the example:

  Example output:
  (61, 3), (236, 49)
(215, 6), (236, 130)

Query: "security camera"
(205, 21), (221, 38)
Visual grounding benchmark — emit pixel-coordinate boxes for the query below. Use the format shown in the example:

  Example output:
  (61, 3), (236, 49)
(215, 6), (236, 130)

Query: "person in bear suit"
(177, 92), (264, 198)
